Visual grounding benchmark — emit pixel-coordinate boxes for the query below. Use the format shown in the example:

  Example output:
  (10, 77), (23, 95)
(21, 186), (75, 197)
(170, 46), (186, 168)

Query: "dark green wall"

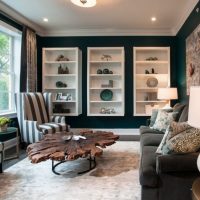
(38, 36), (176, 128)
(176, 1), (200, 102)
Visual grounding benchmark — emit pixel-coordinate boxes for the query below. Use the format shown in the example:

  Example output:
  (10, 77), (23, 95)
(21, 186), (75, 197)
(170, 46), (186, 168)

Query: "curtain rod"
(0, 10), (36, 33)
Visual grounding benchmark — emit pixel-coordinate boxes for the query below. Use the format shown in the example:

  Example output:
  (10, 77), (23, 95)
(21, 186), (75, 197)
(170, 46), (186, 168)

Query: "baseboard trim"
(70, 128), (139, 135)
(70, 128), (140, 141)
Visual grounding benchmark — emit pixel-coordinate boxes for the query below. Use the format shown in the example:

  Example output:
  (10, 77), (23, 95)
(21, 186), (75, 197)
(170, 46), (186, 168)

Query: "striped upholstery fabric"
(0, 142), (3, 173)
(24, 93), (48, 123)
(15, 93), (68, 144)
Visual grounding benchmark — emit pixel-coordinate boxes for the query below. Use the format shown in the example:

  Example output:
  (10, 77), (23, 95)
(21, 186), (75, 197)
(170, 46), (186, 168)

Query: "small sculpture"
(97, 69), (103, 74)
(145, 70), (150, 74)
(56, 55), (69, 61)
(103, 68), (109, 74)
(56, 81), (67, 88)
(58, 65), (69, 74)
(100, 107), (116, 114)
(146, 57), (158, 61)
(151, 68), (155, 74)
(101, 54), (112, 61)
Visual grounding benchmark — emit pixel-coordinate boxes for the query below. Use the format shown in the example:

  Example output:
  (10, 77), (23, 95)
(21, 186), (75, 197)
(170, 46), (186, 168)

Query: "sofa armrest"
(156, 153), (199, 174)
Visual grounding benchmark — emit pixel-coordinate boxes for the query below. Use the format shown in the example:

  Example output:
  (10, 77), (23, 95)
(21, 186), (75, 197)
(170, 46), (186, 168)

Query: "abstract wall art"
(186, 23), (200, 95)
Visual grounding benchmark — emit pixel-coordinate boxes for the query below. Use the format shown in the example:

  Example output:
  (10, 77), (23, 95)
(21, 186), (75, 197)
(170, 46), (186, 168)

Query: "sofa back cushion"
(178, 105), (188, 122)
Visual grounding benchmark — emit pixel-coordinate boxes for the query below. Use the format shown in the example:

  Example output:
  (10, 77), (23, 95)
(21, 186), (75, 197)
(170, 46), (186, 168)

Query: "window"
(0, 21), (21, 116)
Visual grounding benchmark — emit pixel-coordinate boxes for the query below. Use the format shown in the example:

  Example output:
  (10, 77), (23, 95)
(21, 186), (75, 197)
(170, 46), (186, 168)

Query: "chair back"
(23, 93), (49, 123)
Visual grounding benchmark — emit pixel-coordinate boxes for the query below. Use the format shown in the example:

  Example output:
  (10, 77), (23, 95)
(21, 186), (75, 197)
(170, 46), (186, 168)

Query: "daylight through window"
(0, 21), (21, 116)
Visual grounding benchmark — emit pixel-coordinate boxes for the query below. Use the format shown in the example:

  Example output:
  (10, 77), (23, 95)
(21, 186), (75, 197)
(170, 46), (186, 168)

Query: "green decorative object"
(100, 89), (113, 101)
(0, 117), (10, 132)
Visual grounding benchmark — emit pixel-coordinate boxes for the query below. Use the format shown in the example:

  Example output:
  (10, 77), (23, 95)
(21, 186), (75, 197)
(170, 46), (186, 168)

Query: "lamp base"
(197, 154), (200, 172)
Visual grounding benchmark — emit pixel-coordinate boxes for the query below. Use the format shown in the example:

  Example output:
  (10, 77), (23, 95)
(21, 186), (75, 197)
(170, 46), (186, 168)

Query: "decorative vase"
(0, 124), (7, 132)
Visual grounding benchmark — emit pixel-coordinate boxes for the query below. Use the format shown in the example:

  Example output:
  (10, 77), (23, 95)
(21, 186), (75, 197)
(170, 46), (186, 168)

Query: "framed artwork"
(186, 23), (200, 95)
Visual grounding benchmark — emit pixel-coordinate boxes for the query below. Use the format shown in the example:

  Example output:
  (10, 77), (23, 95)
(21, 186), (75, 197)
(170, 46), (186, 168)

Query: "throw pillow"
(149, 108), (173, 127)
(162, 127), (200, 154)
(172, 103), (186, 121)
(149, 109), (159, 127)
(156, 126), (170, 154)
(167, 121), (192, 140)
(152, 110), (178, 132)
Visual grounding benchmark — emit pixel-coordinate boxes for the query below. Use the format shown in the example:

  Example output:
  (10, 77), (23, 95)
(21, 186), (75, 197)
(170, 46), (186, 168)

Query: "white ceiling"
(0, 0), (198, 36)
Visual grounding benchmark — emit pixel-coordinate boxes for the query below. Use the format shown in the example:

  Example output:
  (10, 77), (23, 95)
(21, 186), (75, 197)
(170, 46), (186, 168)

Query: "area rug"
(0, 141), (140, 200)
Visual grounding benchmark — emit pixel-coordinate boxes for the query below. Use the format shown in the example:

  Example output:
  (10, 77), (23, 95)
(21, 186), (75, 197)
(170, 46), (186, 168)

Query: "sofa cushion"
(139, 146), (158, 187)
(178, 105), (188, 122)
(141, 133), (163, 147)
(140, 126), (164, 135)
(163, 127), (200, 154)
(173, 103), (186, 121)
(152, 110), (178, 132)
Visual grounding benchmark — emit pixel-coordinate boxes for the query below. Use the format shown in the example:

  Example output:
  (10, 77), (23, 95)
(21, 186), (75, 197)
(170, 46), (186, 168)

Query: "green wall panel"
(38, 36), (176, 128)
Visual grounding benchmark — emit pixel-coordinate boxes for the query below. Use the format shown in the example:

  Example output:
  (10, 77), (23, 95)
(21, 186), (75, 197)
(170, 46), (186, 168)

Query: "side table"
(192, 178), (200, 200)
(0, 127), (19, 161)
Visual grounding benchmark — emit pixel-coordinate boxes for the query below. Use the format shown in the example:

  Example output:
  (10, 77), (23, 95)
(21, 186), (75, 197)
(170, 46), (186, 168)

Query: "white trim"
(0, 1), (45, 35)
(70, 128), (140, 135)
(41, 28), (173, 37)
(172, 0), (198, 35)
(0, 112), (17, 118)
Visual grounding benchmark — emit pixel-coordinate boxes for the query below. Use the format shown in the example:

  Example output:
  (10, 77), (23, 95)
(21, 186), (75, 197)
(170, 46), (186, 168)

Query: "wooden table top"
(27, 131), (119, 163)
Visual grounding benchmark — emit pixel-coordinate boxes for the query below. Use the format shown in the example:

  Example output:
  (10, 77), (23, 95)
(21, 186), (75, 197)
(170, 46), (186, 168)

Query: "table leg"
(51, 155), (97, 175)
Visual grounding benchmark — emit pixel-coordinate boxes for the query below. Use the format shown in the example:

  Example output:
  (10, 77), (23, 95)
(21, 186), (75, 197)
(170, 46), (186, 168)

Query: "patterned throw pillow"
(156, 126), (170, 154)
(152, 110), (178, 132)
(167, 121), (192, 140)
(149, 108), (173, 127)
(162, 127), (200, 154)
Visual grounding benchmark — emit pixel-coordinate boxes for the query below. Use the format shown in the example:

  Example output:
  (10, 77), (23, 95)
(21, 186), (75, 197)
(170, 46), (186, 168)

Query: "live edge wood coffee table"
(27, 131), (119, 175)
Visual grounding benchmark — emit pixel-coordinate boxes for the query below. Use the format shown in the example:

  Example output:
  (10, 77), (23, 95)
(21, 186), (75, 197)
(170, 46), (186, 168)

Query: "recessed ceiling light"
(71, 0), (96, 8)
(151, 17), (156, 22)
(43, 18), (48, 22)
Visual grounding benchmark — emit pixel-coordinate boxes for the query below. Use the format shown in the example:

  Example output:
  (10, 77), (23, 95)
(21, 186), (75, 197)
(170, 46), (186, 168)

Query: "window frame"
(0, 21), (21, 117)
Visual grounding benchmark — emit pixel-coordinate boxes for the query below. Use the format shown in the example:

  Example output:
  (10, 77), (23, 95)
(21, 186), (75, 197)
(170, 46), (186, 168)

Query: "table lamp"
(157, 87), (178, 109)
(188, 86), (200, 172)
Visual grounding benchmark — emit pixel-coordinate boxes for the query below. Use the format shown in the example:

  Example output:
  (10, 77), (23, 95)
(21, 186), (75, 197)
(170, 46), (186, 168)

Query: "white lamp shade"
(188, 86), (200, 128)
(157, 88), (178, 100)
(71, 0), (96, 7)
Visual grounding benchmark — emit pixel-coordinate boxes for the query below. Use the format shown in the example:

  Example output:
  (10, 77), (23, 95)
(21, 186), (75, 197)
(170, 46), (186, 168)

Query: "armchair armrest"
(50, 116), (65, 124)
(156, 153), (199, 174)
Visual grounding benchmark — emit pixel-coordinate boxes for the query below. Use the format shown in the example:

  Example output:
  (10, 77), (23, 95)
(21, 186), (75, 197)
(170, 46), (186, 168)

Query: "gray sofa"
(139, 104), (200, 200)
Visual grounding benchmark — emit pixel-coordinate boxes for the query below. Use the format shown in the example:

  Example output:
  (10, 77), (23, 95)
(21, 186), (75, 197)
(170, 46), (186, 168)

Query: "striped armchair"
(15, 93), (69, 144)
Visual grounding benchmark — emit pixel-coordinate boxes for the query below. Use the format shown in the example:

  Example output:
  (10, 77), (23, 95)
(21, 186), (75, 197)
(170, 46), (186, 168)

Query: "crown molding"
(40, 28), (174, 37)
(172, 0), (198, 35)
(0, 0), (198, 37)
(0, 1), (45, 35)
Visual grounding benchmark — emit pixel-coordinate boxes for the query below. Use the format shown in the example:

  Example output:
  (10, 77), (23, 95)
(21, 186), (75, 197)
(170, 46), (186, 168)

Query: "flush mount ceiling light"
(151, 17), (157, 22)
(71, 0), (96, 7)
(43, 18), (48, 22)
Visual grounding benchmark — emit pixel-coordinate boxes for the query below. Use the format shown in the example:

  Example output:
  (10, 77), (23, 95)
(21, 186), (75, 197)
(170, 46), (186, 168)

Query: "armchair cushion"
(38, 122), (68, 134)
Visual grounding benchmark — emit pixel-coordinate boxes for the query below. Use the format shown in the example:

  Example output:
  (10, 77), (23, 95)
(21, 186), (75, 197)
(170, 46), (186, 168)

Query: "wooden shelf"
(135, 61), (168, 64)
(43, 47), (82, 116)
(44, 61), (76, 64)
(133, 47), (170, 116)
(87, 47), (125, 116)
